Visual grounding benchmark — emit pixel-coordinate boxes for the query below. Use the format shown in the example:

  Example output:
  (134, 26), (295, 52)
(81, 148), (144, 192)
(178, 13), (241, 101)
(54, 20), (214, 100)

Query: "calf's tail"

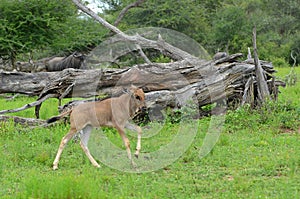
(46, 110), (72, 124)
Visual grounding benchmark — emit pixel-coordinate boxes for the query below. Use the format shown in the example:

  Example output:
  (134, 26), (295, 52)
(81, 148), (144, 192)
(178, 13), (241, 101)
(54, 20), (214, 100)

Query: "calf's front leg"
(125, 123), (142, 158)
(116, 126), (136, 167)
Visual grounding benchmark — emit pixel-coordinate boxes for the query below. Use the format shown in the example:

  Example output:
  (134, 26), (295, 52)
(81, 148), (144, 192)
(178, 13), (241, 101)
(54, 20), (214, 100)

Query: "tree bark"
(0, 71), (51, 95)
(0, 54), (243, 97)
(253, 26), (270, 102)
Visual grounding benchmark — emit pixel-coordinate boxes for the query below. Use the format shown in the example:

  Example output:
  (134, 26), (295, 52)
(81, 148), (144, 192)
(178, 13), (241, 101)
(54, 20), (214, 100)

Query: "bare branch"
(114, 0), (146, 27)
(0, 94), (57, 115)
(247, 47), (252, 59)
(71, 0), (198, 62)
(135, 44), (152, 64)
(291, 51), (297, 67)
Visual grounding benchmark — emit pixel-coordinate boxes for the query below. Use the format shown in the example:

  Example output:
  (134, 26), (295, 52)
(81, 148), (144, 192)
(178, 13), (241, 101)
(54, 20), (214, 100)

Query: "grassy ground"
(0, 67), (299, 198)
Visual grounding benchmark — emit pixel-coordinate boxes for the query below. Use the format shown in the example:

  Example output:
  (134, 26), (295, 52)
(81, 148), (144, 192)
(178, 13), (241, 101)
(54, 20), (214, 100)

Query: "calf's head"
(128, 86), (146, 114)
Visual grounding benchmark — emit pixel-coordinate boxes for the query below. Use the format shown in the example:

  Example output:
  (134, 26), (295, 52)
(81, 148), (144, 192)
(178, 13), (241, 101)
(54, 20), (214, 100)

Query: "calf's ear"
(123, 87), (130, 94)
(130, 85), (138, 90)
(128, 85), (139, 94)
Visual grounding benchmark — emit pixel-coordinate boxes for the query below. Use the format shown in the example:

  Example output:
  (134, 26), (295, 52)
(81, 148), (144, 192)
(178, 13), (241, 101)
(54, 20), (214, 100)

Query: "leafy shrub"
(259, 100), (300, 130)
(225, 99), (300, 133)
(225, 104), (259, 132)
(271, 57), (290, 68)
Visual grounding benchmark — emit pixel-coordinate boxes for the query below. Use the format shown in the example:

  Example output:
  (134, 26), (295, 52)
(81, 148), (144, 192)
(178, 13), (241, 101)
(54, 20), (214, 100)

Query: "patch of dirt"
(278, 126), (298, 134)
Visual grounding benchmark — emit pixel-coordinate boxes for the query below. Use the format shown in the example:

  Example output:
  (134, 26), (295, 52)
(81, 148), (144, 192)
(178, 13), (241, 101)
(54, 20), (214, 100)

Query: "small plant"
(154, 54), (172, 63)
(165, 100), (199, 123)
(285, 67), (298, 86)
(165, 108), (182, 124)
(225, 104), (255, 130)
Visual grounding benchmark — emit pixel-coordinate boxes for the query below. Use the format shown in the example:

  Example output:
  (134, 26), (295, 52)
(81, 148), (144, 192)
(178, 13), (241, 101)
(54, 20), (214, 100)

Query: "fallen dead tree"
(0, 53), (285, 120)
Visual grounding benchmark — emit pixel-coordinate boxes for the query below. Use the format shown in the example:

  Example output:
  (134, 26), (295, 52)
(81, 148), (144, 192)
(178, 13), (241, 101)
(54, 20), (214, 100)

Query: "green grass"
(0, 67), (299, 198)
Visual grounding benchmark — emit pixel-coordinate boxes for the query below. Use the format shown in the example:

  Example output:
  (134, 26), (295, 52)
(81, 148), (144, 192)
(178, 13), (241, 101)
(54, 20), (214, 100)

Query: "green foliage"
(1, 0), (299, 63)
(0, 68), (300, 198)
(225, 66), (300, 133)
(0, 0), (77, 60)
(272, 57), (290, 68)
(104, 0), (211, 45)
(0, 96), (61, 119)
(259, 100), (300, 130)
(276, 66), (300, 98)
(0, 0), (108, 61)
(48, 17), (107, 54)
(164, 101), (200, 124)
(154, 54), (172, 63)
(102, 0), (299, 62)
(261, 0), (300, 36)
(212, 5), (250, 52)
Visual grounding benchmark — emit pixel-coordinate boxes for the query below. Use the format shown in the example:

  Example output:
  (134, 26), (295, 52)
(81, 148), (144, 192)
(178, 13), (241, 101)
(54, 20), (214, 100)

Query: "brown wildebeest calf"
(47, 86), (146, 170)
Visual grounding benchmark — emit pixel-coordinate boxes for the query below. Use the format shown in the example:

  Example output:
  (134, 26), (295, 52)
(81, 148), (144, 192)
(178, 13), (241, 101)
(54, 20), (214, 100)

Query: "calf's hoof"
(134, 151), (139, 158)
(94, 164), (101, 168)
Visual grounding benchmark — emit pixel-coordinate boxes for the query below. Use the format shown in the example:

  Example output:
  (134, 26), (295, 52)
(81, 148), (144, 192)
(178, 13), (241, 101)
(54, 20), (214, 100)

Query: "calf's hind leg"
(53, 127), (77, 170)
(80, 125), (100, 168)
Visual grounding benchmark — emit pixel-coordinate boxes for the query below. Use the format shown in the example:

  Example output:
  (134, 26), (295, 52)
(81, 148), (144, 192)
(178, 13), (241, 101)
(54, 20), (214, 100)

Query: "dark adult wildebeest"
(45, 52), (86, 72)
(47, 86), (146, 170)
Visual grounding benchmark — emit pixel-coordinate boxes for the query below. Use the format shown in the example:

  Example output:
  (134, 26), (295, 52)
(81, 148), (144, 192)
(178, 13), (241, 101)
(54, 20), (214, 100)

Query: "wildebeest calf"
(47, 86), (146, 170)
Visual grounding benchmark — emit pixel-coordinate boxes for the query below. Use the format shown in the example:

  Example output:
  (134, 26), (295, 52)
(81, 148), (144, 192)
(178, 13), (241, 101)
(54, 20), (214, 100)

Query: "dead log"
(0, 54), (285, 119)
(0, 54), (242, 97)
(0, 115), (45, 126)
(0, 71), (52, 95)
